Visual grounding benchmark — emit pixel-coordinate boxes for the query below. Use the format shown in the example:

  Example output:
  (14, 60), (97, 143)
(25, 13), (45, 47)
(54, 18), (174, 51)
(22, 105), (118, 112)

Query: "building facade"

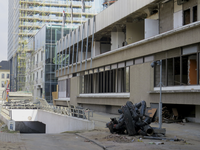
(55, 0), (200, 122)
(25, 24), (75, 102)
(0, 61), (10, 99)
(8, 0), (105, 92)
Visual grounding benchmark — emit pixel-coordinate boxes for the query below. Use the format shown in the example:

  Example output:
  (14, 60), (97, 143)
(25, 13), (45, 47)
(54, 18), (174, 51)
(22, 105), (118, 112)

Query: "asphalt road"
(21, 133), (102, 150)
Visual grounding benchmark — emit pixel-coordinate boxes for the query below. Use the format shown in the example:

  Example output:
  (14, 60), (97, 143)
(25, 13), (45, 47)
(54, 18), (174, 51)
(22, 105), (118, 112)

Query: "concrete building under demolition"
(54, 0), (200, 123)
(8, 0), (105, 92)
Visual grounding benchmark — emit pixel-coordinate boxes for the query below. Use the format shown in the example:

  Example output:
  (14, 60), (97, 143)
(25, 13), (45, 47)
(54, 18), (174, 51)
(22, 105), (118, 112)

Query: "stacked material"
(162, 106), (182, 123)
(8, 92), (32, 102)
(106, 101), (153, 136)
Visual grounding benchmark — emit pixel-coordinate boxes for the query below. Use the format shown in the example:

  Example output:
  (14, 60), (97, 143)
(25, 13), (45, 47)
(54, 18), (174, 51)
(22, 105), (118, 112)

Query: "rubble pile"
(106, 101), (154, 136)
(103, 134), (135, 143)
(162, 106), (183, 123)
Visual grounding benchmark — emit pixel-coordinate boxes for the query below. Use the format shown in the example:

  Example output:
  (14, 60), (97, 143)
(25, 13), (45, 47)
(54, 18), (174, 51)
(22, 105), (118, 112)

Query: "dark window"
(184, 9), (190, 25)
(66, 79), (70, 97)
(1, 73), (4, 79)
(7, 74), (9, 79)
(154, 51), (198, 86)
(184, 6), (198, 25)
(174, 57), (180, 85)
(193, 6), (197, 22)
(81, 67), (130, 93)
(167, 58), (173, 86)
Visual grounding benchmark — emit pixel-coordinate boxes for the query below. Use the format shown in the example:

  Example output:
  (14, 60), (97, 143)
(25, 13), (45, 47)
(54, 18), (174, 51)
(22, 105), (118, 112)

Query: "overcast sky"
(0, 1), (8, 61)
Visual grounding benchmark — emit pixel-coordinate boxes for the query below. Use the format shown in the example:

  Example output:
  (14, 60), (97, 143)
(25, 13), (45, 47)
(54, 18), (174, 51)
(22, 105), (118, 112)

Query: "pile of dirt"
(103, 134), (135, 143)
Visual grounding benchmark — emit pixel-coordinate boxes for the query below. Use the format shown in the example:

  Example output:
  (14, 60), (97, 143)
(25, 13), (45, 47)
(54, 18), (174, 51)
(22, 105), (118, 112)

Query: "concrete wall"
(77, 97), (130, 107)
(130, 62), (153, 107)
(37, 110), (94, 134)
(126, 21), (144, 44)
(93, 41), (100, 57)
(70, 77), (79, 106)
(111, 32), (125, 50)
(173, 0), (183, 29)
(159, 0), (174, 33)
(81, 104), (120, 114)
(145, 19), (159, 38)
(195, 105), (200, 123)
(11, 109), (38, 121)
(11, 109), (94, 134)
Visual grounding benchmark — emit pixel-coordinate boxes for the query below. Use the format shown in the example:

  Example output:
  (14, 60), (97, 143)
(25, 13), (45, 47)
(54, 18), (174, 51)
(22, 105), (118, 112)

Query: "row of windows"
(30, 70), (43, 81)
(80, 67), (130, 94)
(33, 51), (44, 65)
(1, 74), (9, 79)
(154, 45), (200, 87)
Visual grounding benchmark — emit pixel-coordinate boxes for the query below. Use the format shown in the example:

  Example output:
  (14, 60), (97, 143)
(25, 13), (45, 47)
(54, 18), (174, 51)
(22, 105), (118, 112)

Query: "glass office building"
(8, 0), (104, 92)
(26, 24), (74, 102)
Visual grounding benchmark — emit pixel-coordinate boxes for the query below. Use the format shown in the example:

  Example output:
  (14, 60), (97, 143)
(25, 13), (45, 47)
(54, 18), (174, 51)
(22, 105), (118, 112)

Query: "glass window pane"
(167, 58), (173, 86)
(174, 57), (180, 85)
(126, 67), (130, 92)
(182, 44), (198, 55)
(135, 58), (143, 64)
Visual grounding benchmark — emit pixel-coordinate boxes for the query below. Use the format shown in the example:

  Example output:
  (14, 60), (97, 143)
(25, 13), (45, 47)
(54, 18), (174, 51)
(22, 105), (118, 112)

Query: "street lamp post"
(159, 60), (162, 129)
(151, 60), (162, 129)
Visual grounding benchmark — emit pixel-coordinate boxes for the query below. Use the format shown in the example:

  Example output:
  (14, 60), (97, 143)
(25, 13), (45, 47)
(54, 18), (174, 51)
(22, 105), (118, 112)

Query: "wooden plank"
(172, 108), (178, 116)
(146, 108), (157, 118)
(52, 92), (58, 106)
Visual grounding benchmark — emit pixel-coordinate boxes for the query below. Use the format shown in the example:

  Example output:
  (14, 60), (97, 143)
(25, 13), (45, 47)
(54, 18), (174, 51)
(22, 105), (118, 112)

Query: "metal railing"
(0, 97), (93, 120)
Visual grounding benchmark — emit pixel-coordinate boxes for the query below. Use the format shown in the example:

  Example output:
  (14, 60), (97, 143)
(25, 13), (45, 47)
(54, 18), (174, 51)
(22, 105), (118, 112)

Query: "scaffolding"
(9, 0), (104, 92)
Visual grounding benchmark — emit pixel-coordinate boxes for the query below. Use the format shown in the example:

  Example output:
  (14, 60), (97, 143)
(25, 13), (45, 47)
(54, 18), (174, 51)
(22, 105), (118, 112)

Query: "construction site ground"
(0, 111), (200, 150)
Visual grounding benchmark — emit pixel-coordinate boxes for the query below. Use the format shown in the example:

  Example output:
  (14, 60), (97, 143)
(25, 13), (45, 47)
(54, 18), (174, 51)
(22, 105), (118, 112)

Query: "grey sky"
(0, 0), (8, 61)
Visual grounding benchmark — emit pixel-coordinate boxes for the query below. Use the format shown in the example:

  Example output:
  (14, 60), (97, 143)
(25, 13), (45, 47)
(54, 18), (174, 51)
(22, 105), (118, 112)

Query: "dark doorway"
(15, 121), (46, 133)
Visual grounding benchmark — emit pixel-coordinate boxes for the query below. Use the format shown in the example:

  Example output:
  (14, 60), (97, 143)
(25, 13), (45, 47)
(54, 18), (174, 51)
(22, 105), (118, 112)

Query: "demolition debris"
(106, 101), (155, 136)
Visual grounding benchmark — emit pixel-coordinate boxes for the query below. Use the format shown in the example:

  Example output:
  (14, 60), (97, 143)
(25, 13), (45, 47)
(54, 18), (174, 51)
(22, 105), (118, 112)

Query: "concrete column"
(198, 0), (200, 21)
(92, 41), (100, 57)
(78, 50), (85, 62)
(111, 32), (125, 50)
(195, 105), (200, 123)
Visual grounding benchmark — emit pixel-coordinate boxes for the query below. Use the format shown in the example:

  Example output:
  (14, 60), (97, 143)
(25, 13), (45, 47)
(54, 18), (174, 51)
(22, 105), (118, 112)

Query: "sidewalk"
(0, 132), (21, 143)
(85, 111), (200, 150)
(91, 111), (200, 141)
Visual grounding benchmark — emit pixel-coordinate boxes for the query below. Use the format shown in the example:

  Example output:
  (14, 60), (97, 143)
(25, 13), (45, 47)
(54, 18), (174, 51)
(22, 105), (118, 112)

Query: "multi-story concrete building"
(55, 0), (200, 122)
(8, 0), (104, 92)
(0, 61), (10, 99)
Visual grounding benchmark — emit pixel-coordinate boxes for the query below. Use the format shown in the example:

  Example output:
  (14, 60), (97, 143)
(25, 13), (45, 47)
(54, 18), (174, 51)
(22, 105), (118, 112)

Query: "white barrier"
(11, 109), (94, 134)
